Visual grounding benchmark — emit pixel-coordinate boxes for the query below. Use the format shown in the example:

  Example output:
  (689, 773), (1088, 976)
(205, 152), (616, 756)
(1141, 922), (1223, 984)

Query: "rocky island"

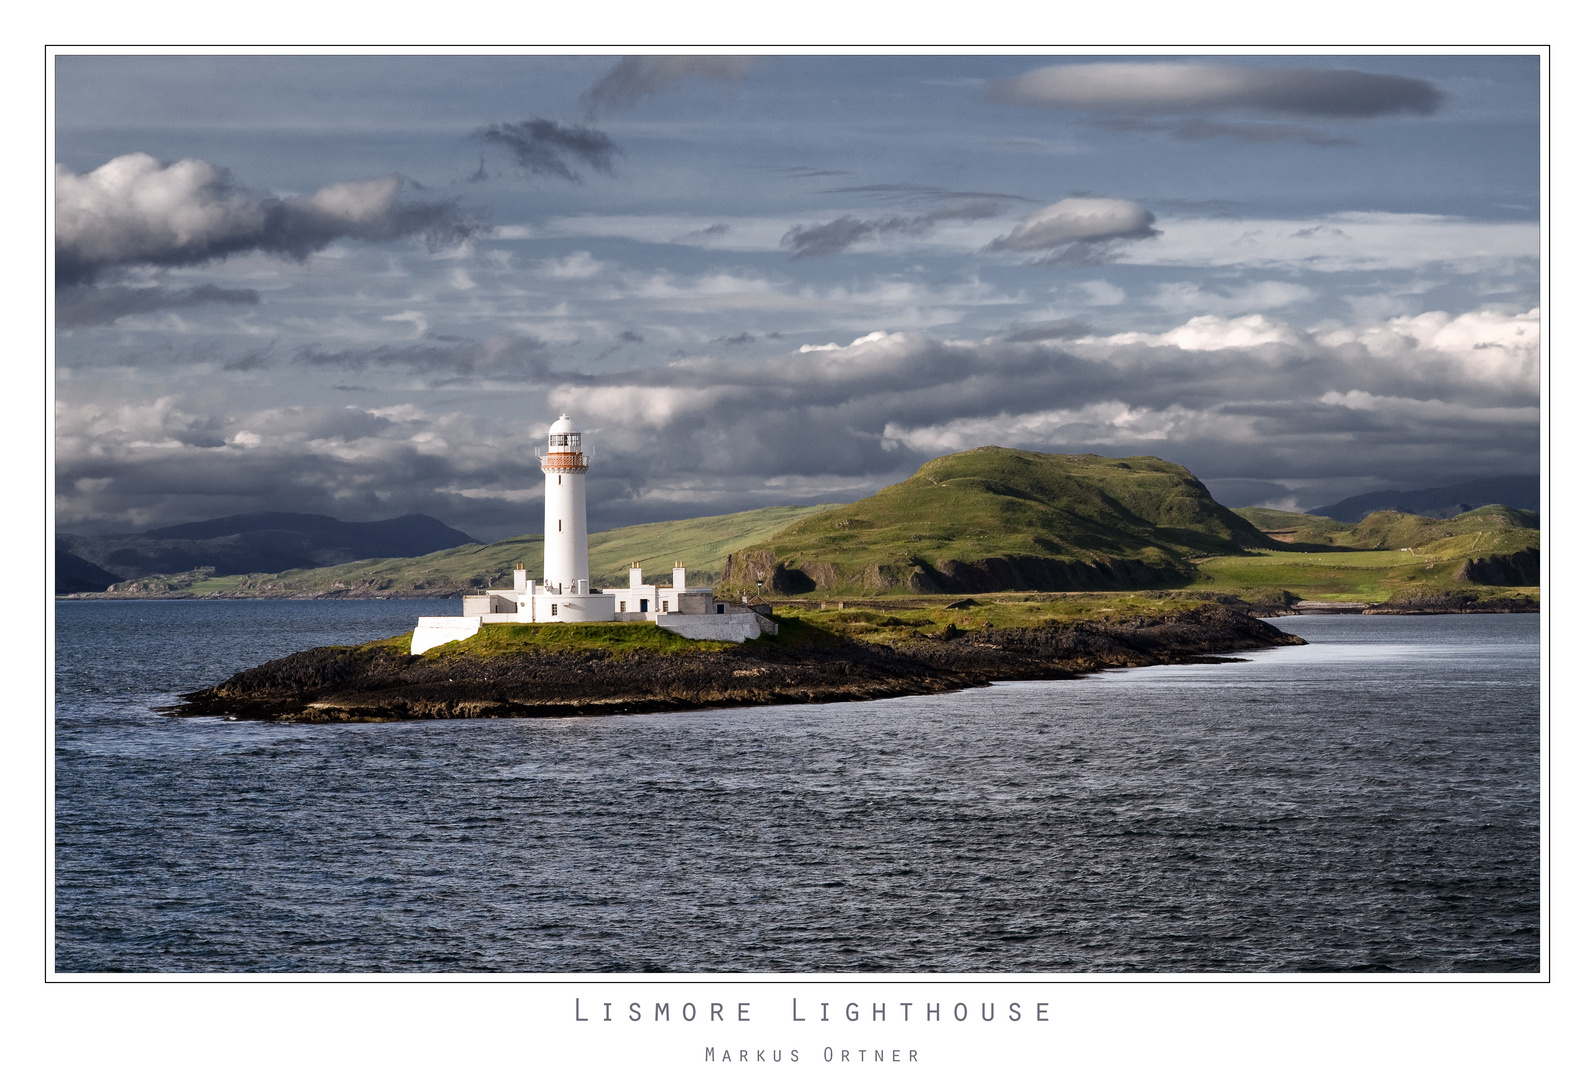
(164, 601), (1305, 724)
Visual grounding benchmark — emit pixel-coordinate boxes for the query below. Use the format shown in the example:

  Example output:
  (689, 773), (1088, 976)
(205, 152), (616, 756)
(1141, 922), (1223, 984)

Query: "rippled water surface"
(55, 600), (1540, 973)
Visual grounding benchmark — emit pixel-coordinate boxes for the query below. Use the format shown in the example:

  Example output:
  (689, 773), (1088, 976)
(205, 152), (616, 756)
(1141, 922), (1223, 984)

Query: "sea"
(53, 599), (1541, 974)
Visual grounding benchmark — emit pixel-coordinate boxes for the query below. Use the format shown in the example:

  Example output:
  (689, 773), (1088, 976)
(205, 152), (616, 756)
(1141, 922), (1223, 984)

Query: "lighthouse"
(540, 413), (590, 592)
(528, 413), (614, 623)
(412, 411), (775, 651)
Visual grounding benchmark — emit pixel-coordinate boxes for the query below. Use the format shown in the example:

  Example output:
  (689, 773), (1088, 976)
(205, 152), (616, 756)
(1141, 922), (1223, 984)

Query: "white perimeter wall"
(655, 612), (776, 642)
(412, 616), (482, 654)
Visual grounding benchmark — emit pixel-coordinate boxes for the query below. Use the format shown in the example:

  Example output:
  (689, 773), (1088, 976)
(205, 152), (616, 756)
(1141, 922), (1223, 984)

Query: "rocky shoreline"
(163, 605), (1306, 724)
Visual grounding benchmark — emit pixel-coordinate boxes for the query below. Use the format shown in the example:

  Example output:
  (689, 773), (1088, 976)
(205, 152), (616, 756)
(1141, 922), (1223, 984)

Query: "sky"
(52, 53), (1542, 541)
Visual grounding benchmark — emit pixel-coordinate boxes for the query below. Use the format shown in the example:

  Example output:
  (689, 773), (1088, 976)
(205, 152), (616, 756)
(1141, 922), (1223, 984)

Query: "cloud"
(1085, 313), (1305, 352)
(985, 197), (1159, 264)
(988, 63), (1441, 118)
(580, 56), (760, 117)
(673, 222), (731, 244)
(292, 334), (552, 381)
(1092, 117), (1357, 146)
(783, 197), (1011, 258)
(56, 283), (260, 328)
(1004, 318), (1092, 343)
(55, 153), (480, 285)
(472, 118), (620, 182)
(1146, 280), (1316, 314)
(58, 308), (1538, 537)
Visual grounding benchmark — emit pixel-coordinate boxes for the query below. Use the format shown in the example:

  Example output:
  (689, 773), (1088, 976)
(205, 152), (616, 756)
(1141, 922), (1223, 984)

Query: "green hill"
(1233, 504), (1539, 555)
(1204, 504), (1541, 599)
(722, 447), (1274, 596)
(98, 503), (834, 598)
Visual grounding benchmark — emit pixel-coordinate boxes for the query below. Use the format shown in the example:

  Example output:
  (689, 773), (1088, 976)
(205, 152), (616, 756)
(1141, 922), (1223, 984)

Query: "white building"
(411, 414), (775, 654)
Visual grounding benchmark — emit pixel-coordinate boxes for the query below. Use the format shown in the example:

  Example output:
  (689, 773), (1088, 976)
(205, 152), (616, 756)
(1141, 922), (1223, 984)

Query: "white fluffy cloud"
(1318, 308), (1541, 388)
(55, 153), (475, 283)
(1083, 314), (1305, 352)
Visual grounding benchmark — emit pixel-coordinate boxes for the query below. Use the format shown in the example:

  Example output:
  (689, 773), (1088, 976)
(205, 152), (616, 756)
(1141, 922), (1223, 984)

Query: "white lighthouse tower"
(530, 414), (614, 623)
(541, 413), (590, 591)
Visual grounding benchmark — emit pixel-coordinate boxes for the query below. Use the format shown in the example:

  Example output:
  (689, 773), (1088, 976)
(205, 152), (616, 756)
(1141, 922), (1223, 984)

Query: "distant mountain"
(57, 512), (480, 590)
(1306, 476), (1538, 523)
(67, 504), (833, 599)
(722, 447), (1273, 596)
(55, 547), (123, 594)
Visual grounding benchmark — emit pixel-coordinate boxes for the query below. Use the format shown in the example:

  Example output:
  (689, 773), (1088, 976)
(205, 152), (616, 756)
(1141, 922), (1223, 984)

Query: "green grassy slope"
(723, 446), (1274, 596)
(1233, 504), (1539, 554)
(104, 503), (834, 598)
(1203, 504), (1541, 601)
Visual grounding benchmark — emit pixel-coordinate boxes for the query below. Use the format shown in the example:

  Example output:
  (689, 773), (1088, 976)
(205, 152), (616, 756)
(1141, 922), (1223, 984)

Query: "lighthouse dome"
(549, 413), (578, 435)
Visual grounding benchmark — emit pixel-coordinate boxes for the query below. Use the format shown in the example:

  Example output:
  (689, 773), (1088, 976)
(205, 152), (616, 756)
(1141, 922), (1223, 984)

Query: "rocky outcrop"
(1456, 548), (1539, 586)
(924, 555), (1173, 593)
(1371, 590), (1538, 615)
(163, 605), (1306, 724)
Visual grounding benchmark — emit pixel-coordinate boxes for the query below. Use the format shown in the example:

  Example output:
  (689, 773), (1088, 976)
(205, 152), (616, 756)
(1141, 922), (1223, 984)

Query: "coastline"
(162, 605), (1307, 724)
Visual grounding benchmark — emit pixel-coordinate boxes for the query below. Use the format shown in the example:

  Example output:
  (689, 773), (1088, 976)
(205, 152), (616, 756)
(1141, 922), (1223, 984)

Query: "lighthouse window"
(559, 519), (562, 532)
(558, 475), (562, 485)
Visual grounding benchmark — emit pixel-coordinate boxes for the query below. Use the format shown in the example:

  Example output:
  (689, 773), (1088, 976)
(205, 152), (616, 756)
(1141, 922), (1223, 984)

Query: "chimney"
(673, 561), (686, 591)
(513, 562), (527, 592)
(630, 561), (644, 589)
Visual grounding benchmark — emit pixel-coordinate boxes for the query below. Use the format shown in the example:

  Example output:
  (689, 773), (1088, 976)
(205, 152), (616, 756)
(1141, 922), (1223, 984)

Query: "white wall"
(411, 616), (482, 654)
(533, 591), (617, 623)
(654, 612), (776, 642)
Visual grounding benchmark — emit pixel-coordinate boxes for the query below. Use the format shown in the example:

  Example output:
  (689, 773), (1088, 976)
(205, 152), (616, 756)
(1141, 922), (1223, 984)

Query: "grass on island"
(419, 620), (741, 659)
(370, 575), (1536, 662)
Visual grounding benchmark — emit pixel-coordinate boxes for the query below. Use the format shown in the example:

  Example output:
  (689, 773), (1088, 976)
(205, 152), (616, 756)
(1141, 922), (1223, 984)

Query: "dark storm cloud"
(988, 63), (1441, 118)
(580, 56), (761, 118)
(618, 330), (645, 343)
(471, 118), (620, 183)
(56, 283), (260, 328)
(55, 154), (481, 286)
